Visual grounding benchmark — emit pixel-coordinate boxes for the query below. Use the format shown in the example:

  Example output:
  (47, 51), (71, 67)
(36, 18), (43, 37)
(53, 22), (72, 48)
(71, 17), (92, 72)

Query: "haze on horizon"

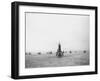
(26, 12), (89, 53)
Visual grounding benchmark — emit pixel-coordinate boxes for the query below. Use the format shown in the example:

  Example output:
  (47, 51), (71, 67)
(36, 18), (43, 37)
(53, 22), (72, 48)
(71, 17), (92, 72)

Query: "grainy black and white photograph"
(25, 12), (90, 68)
(11, 2), (97, 79)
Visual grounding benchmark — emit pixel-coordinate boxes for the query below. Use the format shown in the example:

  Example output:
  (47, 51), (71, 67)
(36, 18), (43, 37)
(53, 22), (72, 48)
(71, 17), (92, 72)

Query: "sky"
(26, 12), (89, 53)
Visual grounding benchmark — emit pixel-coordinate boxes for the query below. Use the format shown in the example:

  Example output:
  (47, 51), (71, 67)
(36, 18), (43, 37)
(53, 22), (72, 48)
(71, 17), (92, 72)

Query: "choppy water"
(25, 53), (89, 68)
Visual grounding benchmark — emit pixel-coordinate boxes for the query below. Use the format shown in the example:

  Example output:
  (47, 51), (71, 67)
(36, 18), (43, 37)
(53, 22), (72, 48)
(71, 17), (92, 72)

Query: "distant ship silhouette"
(56, 43), (64, 57)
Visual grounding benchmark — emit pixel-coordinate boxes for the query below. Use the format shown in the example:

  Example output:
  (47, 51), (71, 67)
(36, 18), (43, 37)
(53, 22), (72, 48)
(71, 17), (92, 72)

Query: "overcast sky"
(26, 12), (89, 53)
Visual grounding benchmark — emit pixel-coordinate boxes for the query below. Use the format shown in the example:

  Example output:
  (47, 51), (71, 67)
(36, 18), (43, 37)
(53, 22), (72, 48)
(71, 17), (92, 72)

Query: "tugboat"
(56, 43), (64, 57)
